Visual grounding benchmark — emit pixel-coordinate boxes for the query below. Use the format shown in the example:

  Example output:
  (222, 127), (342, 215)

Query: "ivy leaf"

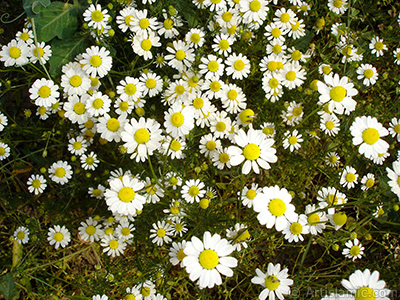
(48, 35), (90, 77)
(35, 1), (79, 42)
(23, 0), (51, 18)
(0, 273), (19, 300)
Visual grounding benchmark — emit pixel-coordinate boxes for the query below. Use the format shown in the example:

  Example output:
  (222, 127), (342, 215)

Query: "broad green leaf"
(23, 0), (51, 18)
(48, 36), (90, 77)
(0, 273), (19, 300)
(35, 1), (78, 42)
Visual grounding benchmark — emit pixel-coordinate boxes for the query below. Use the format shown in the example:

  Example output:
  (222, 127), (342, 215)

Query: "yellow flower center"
(125, 295), (135, 300)
(33, 47), (44, 58)
(374, 42), (384, 51)
(365, 178), (374, 188)
(141, 39), (152, 51)
(288, 136), (297, 145)
(170, 140), (181, 151)
(134, 128), (150, 144)
(272, 44), (282, 54)
(227, 90), (238, 100)
(106, 118), (120, 132)
(308, 213), (320, 225)
(175, 84), (185, 95)
(291, 50), (301, 61)
(125, 15), (133, 25)
(267, 61), (277, 71)
(38, 86), (51, 98)
(119, 101), (129, 111)
(89, 55), (102, 67)
(210, 81), (221, 92)
(263, 127), (274, 136)
(234, 60), (245, 71)
(222, 11), (232, 22)
(350, 245), (360, 256)
(91, 10), (103, 22)
(393, 124), (400, 133)
(31, 179), (41, 188)
(17, 231), (25, 240)
(157, 228), (166, 237)
(216, 121), (226, 132)
(237, 229), (250, 241)
(291, 20), (300, 30)
(9, 46), (21, 58)
(170, 112), (184, 127)
(191, 33), (201, 43)
(345, 173), (356, 182)
(175, 50), (186, 61)
(219, 39), (230, 51)
(164, 18), (174, 29)
(322, 66), (331, 75)
(290, 222), (303, 235)
(243, 143), (260, 160)
(208, 61), (219, 72)
(145, 184), (157, 195)
(362, 128), (379, 145)
(333, 0), (343, 8)
(118, 186), (135, 203)
(269, 198), (286, 216)
(332, 212), (347, 225)
(69, 75), (82, 87)
(54, 167), (66, 178)
(363, 69), (374, 79)
(211, 0), (221, 3)
(246, 189), (257, 199)
(92, 98), (103, 109)
(73, 102), (85, 115)
(38, 106), (47, 115)
(92, 188), (102, 197)
(104, 227), (113, 236)
(227, 25), (237, 35)
(327, 194), (338, 205)
(355, 287), (376, 300)
(293, 106), (302, 117)
(53, 232), (64, 242)
(199, 249), (219, 269)
(86, 157), (95, 165)
(264, 275), (280, 291)
(139, 18), (150, 29)
(330, 86), (346, 102)
(193, 97), (204, 109)
(271, 28), (281, 38)
(281, 12), (290, 23)
(141, 287), (151, 297)
(109, 240), (119, 249)
(206, 140), (217, 151)
(249, 0), (261, 12)
(85, 225), (96, 235)
(199, 198), (209, 209)
(175, 223), (183, 232)
(177, 249), (186, 261)
(85, 120), (94, 129)
(20, 32), (29, 41)
(219, 153), (230, 163)
(286, 70), (296, 81)
(188, 186), (200, 197)
(144, 78), (156, 90)
(325, 121), (335, 130)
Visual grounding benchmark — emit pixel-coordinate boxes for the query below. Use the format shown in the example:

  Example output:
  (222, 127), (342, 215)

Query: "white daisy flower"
(100, 233), (127, 257)
(185, 28), (205, 49)
(228, 127), (277, 175)
(388, 117), (400, 142)
(105, 175), (146, 215)
(124, 287), (142, 300)
(361, 173), (375, 191)
(131, 9), (158, 36)
(114, 98), (133, 116)
(386, 161), (400, 200)
(139, 71), (163, 97)
(282, 214), (309, 243)
(182, 231), (237, 289)
(48, 160), (73, 185)
(317, 187), (347, 214)
(198, 54), (225, 80)
(199, 133), (221, 158)
(29, 78), (59, 108)
(251, 263), (294, 300)
(161, 136), (186, 159)
(61, 67), (91, 96)
(165, 40), (195, 72)
(48, 225), (71, 249)
(325, 151), (340, 167)
(116, 76), (145, 104)
(369, 37), (387, 57)
(115, 220), (135, 243)
(80, 46), (112, 79)
(317, 73), (358, 115)
(163, 102), (195, 138)
(328, 0), (348, 14)
(239, 0), (268, 24)
(15, 28), (33, 44)
(393, 48), (400, 65)
(97, 114), (127, 142)
(149, 220), (173, 246)
(280, 61), (306, 90)
(264, 22), (287, 44)
(342, 238), (364, 261)
(273, 7), (297, 30)
(356, 64), (378, 86)
(68, 136), (88, 156)
(0, 142), (10, 161)
(27, 174), (47, 195)
(282, 129), (303, 152)
(13, 226), (30, 245)
(0, 39), (29, 67)
(305, 204), (328, 235)
(226, 223), (250, 251)
(350, 116), (389, 159)
(170, 216), (188, 237)
(253, 185), (297, 232)
(88, 184), (106, 199)
(225, 53), (251, 80)
(288, 18), (306, 39)
(340, 166), (358, 189)
(81, 151), (99, 171)
(78, 217), (104, 243)
(169, 241), (187, 267)
(144, 177), (164, 204)
(158, 12), (182, 39)
(212, 33), (234, 57)
(181, 179), (206, 203)
(341, 269), (391, 300)
(83, 4), (110, 30)
(0, 113), (8, 131)
(29, 41), (52, 64)
(116, 6), (135, 33)
(85, 91), (111, 117)
(240, 183), (262, 208)
(131, 31), (161, 61)
(262, 72), (283, 98)
(261, 122), (276, 138)
(320, 113), (340, 136)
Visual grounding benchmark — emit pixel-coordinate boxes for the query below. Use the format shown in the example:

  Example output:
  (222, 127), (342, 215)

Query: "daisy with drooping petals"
(341, 269), (391, 300)
(182, 231), (237, 289)
(253, 185), (297, 232)
(350, 116), (389, 159)
(14, 226), (30, 245)
(83, 4), (110, 30)
(388, 117), (400, 142)
(386, 161), (400, 199)
(317, 73), (358, 115)
(80, 46), (112, 79)
(228, 127), (277, 175)
(29, 78), (59, 108)
(226, 223), (250, 251)
(48, 225), (71, 249)
(27, 174), (47, 195)
(105, 175), (146, 216)
(164, 102), (195, 138)
(305, 204), (328, 235)
(121, 117), (163, 162)
(169, 241), (187, 267)
(48, 160), (73, 185)
(342, 238), (364, 261)
(251, 263), (294, 300)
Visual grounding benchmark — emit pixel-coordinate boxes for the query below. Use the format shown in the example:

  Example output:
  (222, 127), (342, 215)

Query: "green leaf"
(35, 1), (79, 42)
(0, 273), (19, 300)
(11, 241), (23, 270)
(48, 36), (90, 77)
(23, 0), (51, 18)
(293, 31), (315, 51)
